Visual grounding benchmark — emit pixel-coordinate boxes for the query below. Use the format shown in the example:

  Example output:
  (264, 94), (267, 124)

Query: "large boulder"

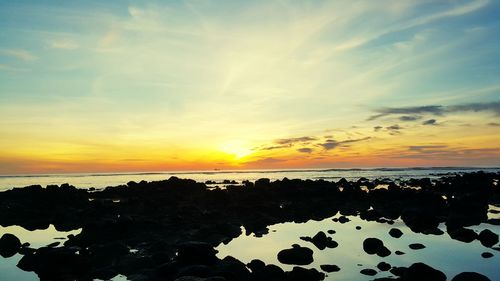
(451, 272), (491, 281)
(277, 245), (314, 265)
(0, 233), (21, 258)
(402, 263), (446, 281)
(478, 229), (499, 248)
(287, 267), (325, 281)
(363, 237), (391, 257)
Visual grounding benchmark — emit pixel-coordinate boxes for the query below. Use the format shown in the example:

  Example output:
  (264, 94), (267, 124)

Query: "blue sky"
(0, 0), (499, 173)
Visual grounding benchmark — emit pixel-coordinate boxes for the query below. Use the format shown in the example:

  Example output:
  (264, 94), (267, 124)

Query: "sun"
(219, 140), (253, 160)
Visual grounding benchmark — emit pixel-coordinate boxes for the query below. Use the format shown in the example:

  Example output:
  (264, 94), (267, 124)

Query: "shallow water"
(217, 210), (500, 280)
(0, 225), (81, 281)
(1, 167), (499, 191)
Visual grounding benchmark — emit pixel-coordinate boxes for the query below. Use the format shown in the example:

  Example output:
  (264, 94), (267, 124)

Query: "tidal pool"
(217, 212), (500, 281)
(0, 225), (81, 281)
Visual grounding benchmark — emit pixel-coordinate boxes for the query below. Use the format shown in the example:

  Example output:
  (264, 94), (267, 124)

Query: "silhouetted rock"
(409, 243), (425, 250)
(395, 250), (405, 255)
(478, 229), (499, 247)
(300, 231), (338, 250)
(320, 264), (340, 272)
(377, 262), (391, 271)
(363, 237), (391, 257)
(451, 272), (491, 281)
(448, 227), (477, 243)
(277, 245), (313, 265)
(0, 233), (21, 258)
(402, 263), (446, 281)
(360, 268), (377, 276)
(481, 252), (493, 258)
(177, 242), (218, 265)
(389, 228), (403, 238)
(287, 266), (325, 281)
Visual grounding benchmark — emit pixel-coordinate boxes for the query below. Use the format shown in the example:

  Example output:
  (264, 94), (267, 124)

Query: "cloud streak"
(368, 101), (500, 120)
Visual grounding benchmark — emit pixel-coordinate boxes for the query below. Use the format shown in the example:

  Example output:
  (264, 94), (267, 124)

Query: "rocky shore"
(0, 172), (499, 281)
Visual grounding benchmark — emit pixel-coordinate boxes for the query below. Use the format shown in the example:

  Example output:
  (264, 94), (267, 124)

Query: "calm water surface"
(1, 167), (499, 191)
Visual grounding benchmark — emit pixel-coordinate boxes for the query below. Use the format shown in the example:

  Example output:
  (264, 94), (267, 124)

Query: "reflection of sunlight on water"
(217, 214), (500, 281)
(0, 224), (82, 281)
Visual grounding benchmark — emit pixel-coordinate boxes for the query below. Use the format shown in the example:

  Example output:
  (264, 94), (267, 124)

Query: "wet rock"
(17, 247), (90, 279)
(300, 231), (338, 250)
(481, 252), (493, 258)
(360, 268), (377, 276)
(320, 264), (340, 272)
(363, 238), (383, 255)
(277, 245), (313, 265)
(395, 250), (405, 255)
(408, 243), (425, 250)
(213, 256), (250, 281)
(478, 229), (499, 248)
(0, 233), (21, 258)
(389, 228), (403, 238)
(448, 227), (477, 243)
(338, 216), (350, 224)
(402, 208), (441, 234)
(327, 230), (336, 234)
(287, 266), (325, 281)
(390, 266), (407, 277)
(254, 178), (271, 188)
(247, 259), (265, 272)
(377, 262), (391, 271)
(363, 237), (391, 257)
(250, 263), (285, 281)
(451, 272), (491, 281)
(402, 263), (446, 281)
(356, 226), (362, 230)
(177, 242), (218, 265)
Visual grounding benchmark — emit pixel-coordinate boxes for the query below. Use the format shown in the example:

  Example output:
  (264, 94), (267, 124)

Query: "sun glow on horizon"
(219, 141), (254, 161)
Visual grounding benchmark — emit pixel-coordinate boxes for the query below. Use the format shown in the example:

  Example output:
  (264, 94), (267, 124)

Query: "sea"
(1, 167), (499, 191)
(1, 167), (500, 281)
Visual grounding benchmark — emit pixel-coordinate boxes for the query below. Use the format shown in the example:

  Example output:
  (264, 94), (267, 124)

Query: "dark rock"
(177, 265), (212, 278)
(377, 262), (391, 271)
(338, 216), (350, 223)
(356, 226), (362, 230)
(360, 268), (377, 276)
(389, 228), (403, 238)
(481, 252), (493, 258)
(448, 227), (477, 243)
(277, 245), (313, 265)
(395, 250), (405, 255)
(320, 264), (340, 272)
(409, 243), (425, 250)
(0, 233), (21, 258)
(254, 178), (271, 188)
(213, 256), (250, 281)
(390, 266), (407, 277)
(247, 259), (265, 272)
(177, 242), (218, 265)
(451, 272), (491, 281)
(300, 231), (338, 250)
(402, 263), (446, 281)
(327, 230), (336, 234)
(363, 237), (390, 257)
(478, 229), (499, 247)
(363, 238), (384, 255)
(287, 266), (325, 281)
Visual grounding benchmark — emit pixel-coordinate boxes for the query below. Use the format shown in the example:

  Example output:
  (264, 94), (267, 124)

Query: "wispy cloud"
(0, 49), (37, 61)
(318, 137), (371, 151)
(422, 119), (437, 126)
(275, 136), (317, 145)
(297, 147), (313, 153)
(368, 101), (500, 120)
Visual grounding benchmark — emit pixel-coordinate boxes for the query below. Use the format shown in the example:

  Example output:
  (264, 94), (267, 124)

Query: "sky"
(1, 0), (500, 174)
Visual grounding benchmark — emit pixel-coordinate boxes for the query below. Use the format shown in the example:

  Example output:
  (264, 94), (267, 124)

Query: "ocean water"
(1, 167), (499, 191)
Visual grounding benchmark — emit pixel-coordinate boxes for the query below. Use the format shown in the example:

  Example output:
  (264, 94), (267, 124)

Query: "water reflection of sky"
(0, 225), (81, 281)
(217, 210), (500, 281)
